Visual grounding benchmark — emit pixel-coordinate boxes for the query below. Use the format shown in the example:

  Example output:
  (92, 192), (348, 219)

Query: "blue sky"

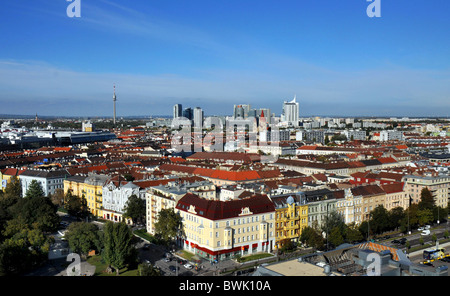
(0, 0), (449, 117)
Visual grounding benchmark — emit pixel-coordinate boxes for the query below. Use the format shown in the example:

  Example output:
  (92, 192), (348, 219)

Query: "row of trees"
(0, 177), (61, 275)
(300, 188), (449, 251)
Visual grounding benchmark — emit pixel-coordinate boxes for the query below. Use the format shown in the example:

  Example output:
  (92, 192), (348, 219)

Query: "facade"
(146, 185), (186, 235)
(102, 180), (142, 224)
(84, 173), (110, 218)
(146, 181), (216, 234)
(1, 168), (25, 192)
(271, 193), (308, 249)
(380, 130), (403, 142)
(193, 107), (204, 129)
(343, 130), (367, 141)
(20, 168), (70, 197)
(380, 182), (409, 211)
(173, 104), (182, 119)
(282, 97), (299, 127)
(402, 174), (450, 207)
(175, 193), (276, 261)
(304, 189), (338, 229)
(64, 175), (87, 197)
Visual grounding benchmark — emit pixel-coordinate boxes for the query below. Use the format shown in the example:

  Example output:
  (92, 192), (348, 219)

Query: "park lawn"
(87, 255), (139, 276)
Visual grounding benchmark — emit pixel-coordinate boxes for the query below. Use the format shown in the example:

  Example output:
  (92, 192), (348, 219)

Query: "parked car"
(424, 225), (431, 230)
(421, 230), (431, 236)
(391, 238), (407, 245)
(418, 227), (424, 231)
(184, 263), (193, 270)
(164, 257), (171, 262)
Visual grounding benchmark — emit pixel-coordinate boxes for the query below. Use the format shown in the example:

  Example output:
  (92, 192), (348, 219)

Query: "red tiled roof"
(176, 193), (274, 220)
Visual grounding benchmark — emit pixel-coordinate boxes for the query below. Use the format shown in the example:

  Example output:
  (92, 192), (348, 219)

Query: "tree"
(65, 222), (101, 258)
(370, 205), (390, 235)
(24, 180), (45, 199)
(50, 188), (65, 208)
(102, 222), (137, 275)
(328, 227), (344, 248)
(123, 195), (146, 226)
(138, 263), (161, 276)
(9, 194), (60, 233)
(64, 191), (89, 220)
(154, 208), (183, 245)
(300, 226), (324, 250)
(3, 176), (22, 199)
(0, 216), (52, 275)
(345, 223), (364, 243)
(418, 188), (434, 210)
(417, 209), (433, 226)
(388, 207), (406, 231)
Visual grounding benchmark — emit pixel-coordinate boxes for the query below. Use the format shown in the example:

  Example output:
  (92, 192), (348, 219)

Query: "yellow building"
(271, 194), (308, 250)
(175, 193), (276, 262)
(64, 175), (86, 197)
(1, 168), (24, 192)
(63, 173), (110, 218)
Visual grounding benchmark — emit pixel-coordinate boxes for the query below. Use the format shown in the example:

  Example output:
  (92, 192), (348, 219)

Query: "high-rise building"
(193, 107), (203, 128)
(233, 104), (251, 119)
(282, 96), (299, 127)
(173, 104), (182, 119)
(182, 107), (193, 120)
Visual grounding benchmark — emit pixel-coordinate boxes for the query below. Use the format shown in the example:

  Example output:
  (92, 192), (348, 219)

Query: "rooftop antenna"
(113, 84), (117, 126)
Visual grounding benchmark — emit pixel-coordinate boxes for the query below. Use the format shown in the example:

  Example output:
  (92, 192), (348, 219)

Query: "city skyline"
(1, 0), (449, 117)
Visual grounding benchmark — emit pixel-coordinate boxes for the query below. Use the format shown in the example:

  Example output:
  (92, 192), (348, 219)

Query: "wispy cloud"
(0, 59), (449, 117)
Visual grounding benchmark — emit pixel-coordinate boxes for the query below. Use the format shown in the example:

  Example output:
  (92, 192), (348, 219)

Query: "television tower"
(113, 84), (117, 126)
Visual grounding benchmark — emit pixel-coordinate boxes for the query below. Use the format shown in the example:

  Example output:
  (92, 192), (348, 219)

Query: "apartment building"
(20, 168), (70, 197)
(402, 174), (450, 207)
(380, 182), (409, 211)
(175, 193), (276, 261)
(271, 193), (308, 249)
(146, 180), (216, 235)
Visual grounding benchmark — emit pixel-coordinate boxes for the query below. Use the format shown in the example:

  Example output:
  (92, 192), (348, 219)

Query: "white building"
(102, 180), (143, 224)
(380, 130), (403, 142)
(282, 96), (299, 127)
(193, 107), (204, 129)
(20, 168), (71, 197)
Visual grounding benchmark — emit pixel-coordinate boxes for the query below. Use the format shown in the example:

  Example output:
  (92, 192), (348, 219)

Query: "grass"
(237, 253), (274, 263)
(133, 228), (158, 243)
(86, 255), (139, 276)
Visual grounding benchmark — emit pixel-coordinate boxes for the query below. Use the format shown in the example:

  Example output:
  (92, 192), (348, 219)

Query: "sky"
(0, 0), (449, 118)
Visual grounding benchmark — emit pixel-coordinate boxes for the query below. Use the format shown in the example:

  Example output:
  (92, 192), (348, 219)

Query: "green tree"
(345, 223), (364, 243)
(154, 208), (183, 245)
(388, 207), (406, 231)
(123, 195), (146, 226)
(3, 176), (22, 199)
(417, 209), (433, 226)
(65, 222), (101, 258)
(24, 180), (45, 199)
(328, 226), (344, 248)
(300, 226), (325, 250)
(0, 216), (52, 275)
(102, 222), (137, 275)
(64, 191), (89, 220)
(418, 188), (434, 210)
(9, 194), (60, 233)
(370, 205), (390, 235)
(138, 263), (161, 276)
